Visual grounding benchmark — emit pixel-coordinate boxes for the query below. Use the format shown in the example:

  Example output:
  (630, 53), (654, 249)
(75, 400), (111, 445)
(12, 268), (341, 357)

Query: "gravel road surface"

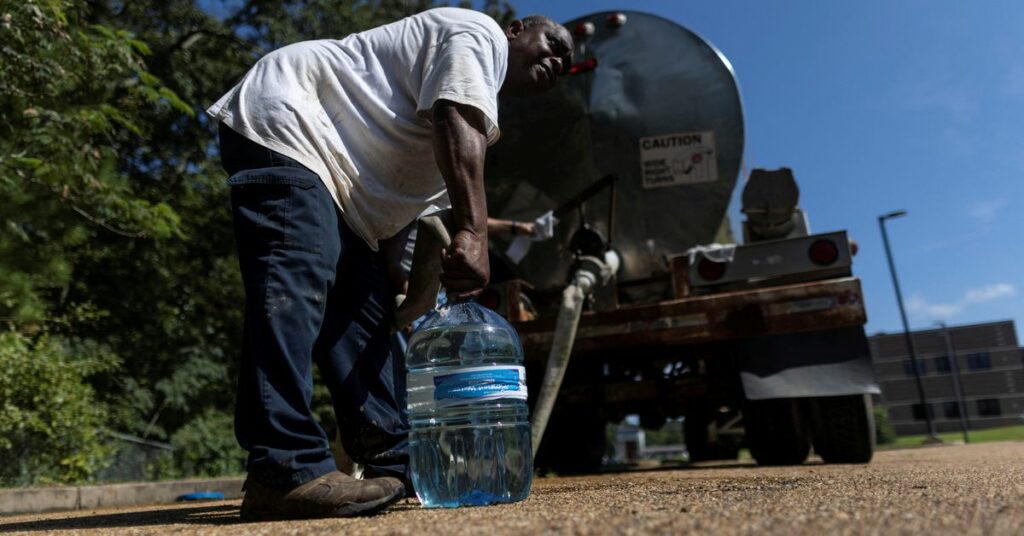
(2, 441), (1022, 535)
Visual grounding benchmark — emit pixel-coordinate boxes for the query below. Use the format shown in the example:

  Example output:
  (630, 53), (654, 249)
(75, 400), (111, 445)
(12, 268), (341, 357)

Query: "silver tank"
(485, 11), (744, 290)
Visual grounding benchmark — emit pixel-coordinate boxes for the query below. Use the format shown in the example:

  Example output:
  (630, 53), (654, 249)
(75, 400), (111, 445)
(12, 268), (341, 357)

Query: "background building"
(612, 423), (646, 463)
(869, 320), (1024, 435)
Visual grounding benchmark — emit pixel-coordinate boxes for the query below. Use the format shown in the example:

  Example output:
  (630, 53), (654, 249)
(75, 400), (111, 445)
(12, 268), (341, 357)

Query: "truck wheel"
(743, 398), (810, 466)
(808, 394), (875, 464)
(534, 410), (607, 474)
(684, 412), (740, 462)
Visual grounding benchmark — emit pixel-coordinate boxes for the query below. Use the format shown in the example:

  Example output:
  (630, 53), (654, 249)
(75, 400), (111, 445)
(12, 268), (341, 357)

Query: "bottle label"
(408, 365), (527, 408)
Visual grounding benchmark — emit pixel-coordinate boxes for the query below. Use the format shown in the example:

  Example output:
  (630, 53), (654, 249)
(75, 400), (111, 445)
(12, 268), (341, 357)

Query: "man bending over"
(208, 7), (572, 520)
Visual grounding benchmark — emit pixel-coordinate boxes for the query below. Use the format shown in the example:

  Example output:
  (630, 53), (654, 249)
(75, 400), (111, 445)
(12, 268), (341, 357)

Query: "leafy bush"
(167, 408), (246, 478)
(874, 406), (897, 445)
(0, 331), (116, 486)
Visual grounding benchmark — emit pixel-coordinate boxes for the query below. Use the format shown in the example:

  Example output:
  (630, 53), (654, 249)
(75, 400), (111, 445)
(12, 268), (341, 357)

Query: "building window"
(976, 398), (1001, 416)
(934, 355), (951, 374)
(966, 352), (991, 370)
(911, 403), (934, 420)
(942, 401), (960, 418)
(903, 359), (928, 376)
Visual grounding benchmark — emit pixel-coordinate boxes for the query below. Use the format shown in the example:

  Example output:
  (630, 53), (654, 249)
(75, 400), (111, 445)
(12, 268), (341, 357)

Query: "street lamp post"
(878, 210), (940, 441)
(936, 321), (970, 444)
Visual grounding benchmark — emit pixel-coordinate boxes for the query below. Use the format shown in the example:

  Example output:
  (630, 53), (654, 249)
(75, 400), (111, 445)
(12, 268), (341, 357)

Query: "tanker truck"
(479, 11), (880, 472)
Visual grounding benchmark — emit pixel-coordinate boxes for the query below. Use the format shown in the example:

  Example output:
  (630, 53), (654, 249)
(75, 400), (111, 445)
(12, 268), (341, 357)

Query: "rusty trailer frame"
(514, 276), (866, 359)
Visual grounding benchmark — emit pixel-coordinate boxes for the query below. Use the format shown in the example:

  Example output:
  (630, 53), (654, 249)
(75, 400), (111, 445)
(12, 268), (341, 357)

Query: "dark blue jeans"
(219, 124), (409, 490)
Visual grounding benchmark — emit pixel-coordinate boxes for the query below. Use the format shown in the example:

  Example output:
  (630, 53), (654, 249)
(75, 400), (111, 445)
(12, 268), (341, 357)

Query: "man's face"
(504, 20), (574, 95)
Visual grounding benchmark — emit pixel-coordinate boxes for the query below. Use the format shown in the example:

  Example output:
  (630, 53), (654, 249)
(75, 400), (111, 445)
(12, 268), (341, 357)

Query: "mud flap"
(738, 326), (880, 401)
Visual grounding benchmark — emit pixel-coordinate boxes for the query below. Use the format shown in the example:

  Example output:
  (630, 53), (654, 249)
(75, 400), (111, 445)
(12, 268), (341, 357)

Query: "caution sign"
(638, 131), (718, 189)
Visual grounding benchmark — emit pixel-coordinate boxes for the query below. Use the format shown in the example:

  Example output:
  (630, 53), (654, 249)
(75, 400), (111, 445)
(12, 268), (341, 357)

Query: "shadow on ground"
(596, 459), (770, 475)
(0, 499), (422, 533)
(0, 503), (242, 533)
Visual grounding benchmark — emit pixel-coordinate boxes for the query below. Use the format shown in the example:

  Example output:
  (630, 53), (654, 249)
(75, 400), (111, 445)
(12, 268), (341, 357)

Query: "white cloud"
(964, 283), (1016, 303)
(966, 198), (1008, 225)
(907, 283), (1016, 320)
(907, 297), (962, 318)
(905, 80), (978, 123)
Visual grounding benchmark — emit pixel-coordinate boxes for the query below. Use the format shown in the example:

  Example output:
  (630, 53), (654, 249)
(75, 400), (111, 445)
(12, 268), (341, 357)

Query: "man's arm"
(432, 99), (489, 301)
(487, 217), (534, 237)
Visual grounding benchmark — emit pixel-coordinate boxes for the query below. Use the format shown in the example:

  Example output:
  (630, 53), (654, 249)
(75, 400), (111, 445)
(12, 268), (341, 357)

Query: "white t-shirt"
(207, 7), (507, 249)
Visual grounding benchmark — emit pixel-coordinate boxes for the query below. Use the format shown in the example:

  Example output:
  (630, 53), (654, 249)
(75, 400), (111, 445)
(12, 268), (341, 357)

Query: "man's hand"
(440, 229), (489, 301)
(380, 222), (414, 297)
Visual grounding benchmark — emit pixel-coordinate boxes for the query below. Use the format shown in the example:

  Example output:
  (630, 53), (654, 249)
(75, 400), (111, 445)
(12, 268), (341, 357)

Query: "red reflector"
(697, 257), (727, 281)
(691, 153), (703, 164)
(569, 58), (598, 75)
(574, 21), (595, 38)
(607, 13), (627, 27)
(808, 239), (839, 266)
(478, 288), (501, 311)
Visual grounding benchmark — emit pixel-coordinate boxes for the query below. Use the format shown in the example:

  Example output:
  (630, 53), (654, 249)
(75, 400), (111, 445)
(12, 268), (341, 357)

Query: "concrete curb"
(0, 477), (245, 516)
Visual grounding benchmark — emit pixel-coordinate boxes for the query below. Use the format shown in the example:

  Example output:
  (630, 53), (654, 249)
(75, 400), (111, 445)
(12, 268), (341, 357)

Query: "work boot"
(239, 470), (405, 520)
(362, 467), (416, 499)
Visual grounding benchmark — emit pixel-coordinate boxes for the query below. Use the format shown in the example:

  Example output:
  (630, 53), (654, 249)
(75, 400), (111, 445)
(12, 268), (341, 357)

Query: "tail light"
(569, 58), (598, 75)
(607, 13), (627, 28)
(808, 239), (839, 266)
(697, 257), (727, 281)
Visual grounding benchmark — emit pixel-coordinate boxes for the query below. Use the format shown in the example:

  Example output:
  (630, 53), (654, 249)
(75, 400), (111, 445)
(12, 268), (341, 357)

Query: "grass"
(879, 424), (1024, 450)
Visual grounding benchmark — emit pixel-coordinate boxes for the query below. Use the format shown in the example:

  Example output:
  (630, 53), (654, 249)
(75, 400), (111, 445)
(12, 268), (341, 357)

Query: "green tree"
(0, 331), (116, 485)
(76, 0), (516, 479)
(643, 419), (684, 446)
(0, 0), (189, 326)
(1, 0), (518, 482)
(0, 0), (194, 484)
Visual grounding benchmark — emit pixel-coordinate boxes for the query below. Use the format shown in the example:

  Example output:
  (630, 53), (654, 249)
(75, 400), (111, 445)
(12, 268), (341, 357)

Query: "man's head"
(502, 15), (574, 95)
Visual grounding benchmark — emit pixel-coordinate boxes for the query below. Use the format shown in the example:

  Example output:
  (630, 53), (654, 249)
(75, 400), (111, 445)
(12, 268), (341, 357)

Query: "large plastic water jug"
(405, 301), (533, 507)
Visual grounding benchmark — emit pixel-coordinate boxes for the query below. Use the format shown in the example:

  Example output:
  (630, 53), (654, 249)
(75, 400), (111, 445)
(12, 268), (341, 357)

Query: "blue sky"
(499, 0), (1023, 339)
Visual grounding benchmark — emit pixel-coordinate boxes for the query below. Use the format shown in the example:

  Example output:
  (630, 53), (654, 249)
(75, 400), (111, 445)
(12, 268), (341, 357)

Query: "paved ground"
(2, 441), (1022, 535)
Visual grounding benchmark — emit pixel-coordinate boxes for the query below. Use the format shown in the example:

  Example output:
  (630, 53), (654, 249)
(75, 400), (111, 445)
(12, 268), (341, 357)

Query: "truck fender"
(738, 326), (880, 400)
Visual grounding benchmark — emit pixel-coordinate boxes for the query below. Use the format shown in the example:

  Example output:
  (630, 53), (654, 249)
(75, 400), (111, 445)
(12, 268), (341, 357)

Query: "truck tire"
(534, 410), (607, 474)
(743, 398), (810, 466)
(808, 394), (875, 464)
(684, 412), (740, 462)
